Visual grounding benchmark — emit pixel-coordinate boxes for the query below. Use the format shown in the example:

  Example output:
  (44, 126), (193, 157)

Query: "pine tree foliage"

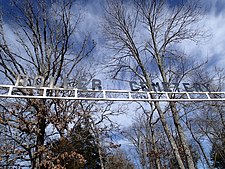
(211, 128), (225, 169)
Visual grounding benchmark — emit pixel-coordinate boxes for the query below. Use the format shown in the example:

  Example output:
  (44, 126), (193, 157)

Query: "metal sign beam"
(0, 84), (224, 102)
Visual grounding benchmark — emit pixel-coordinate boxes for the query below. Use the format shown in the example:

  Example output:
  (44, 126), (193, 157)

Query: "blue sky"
(1, 0), (225, 90)
(77, 0), (225, 64)
(1, 0), (225, 71)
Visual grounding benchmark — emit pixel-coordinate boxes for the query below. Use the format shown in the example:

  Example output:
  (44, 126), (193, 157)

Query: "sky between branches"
(1, 0), (225, 87)
(77, 0), (225, 69)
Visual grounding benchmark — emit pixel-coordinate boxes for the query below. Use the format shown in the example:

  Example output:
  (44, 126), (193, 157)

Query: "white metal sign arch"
(0, 84), (225, 102)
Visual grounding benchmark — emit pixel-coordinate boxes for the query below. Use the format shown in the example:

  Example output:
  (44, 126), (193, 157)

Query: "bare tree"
(103, 0), (207, 168)
(123, 109), (161, 169)
(178, 67), (225, 169)
(104, 148), (135, 169)
(123, 104), (200, 169)
(0, 0), (96, 168)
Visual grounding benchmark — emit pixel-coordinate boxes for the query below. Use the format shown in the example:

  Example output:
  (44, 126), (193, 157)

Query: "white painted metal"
(0, 84), (224, 101)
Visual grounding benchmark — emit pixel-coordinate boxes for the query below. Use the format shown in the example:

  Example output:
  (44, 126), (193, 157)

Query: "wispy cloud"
(179, 0), (225, 68)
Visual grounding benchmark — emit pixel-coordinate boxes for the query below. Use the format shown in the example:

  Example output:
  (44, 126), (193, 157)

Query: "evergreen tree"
(49, 122), (101, 169)
(211, 129), (225, 169)
(70, 123), (101, 169)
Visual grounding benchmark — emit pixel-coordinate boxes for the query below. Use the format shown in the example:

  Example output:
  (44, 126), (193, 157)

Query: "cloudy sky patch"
(1, 0), (225, 82)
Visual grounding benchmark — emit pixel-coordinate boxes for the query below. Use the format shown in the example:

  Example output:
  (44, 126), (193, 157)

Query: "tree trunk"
(170, 103), (196, 169)
(150, 125), (161, 169)
(153, 102), (186, 169)
(34, 101), (47, 169)
(157, 49), (196, 169)
(140, 60), (186, 169)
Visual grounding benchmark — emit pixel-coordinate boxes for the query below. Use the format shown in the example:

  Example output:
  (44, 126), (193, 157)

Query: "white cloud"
(179, 1), (225, 68)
